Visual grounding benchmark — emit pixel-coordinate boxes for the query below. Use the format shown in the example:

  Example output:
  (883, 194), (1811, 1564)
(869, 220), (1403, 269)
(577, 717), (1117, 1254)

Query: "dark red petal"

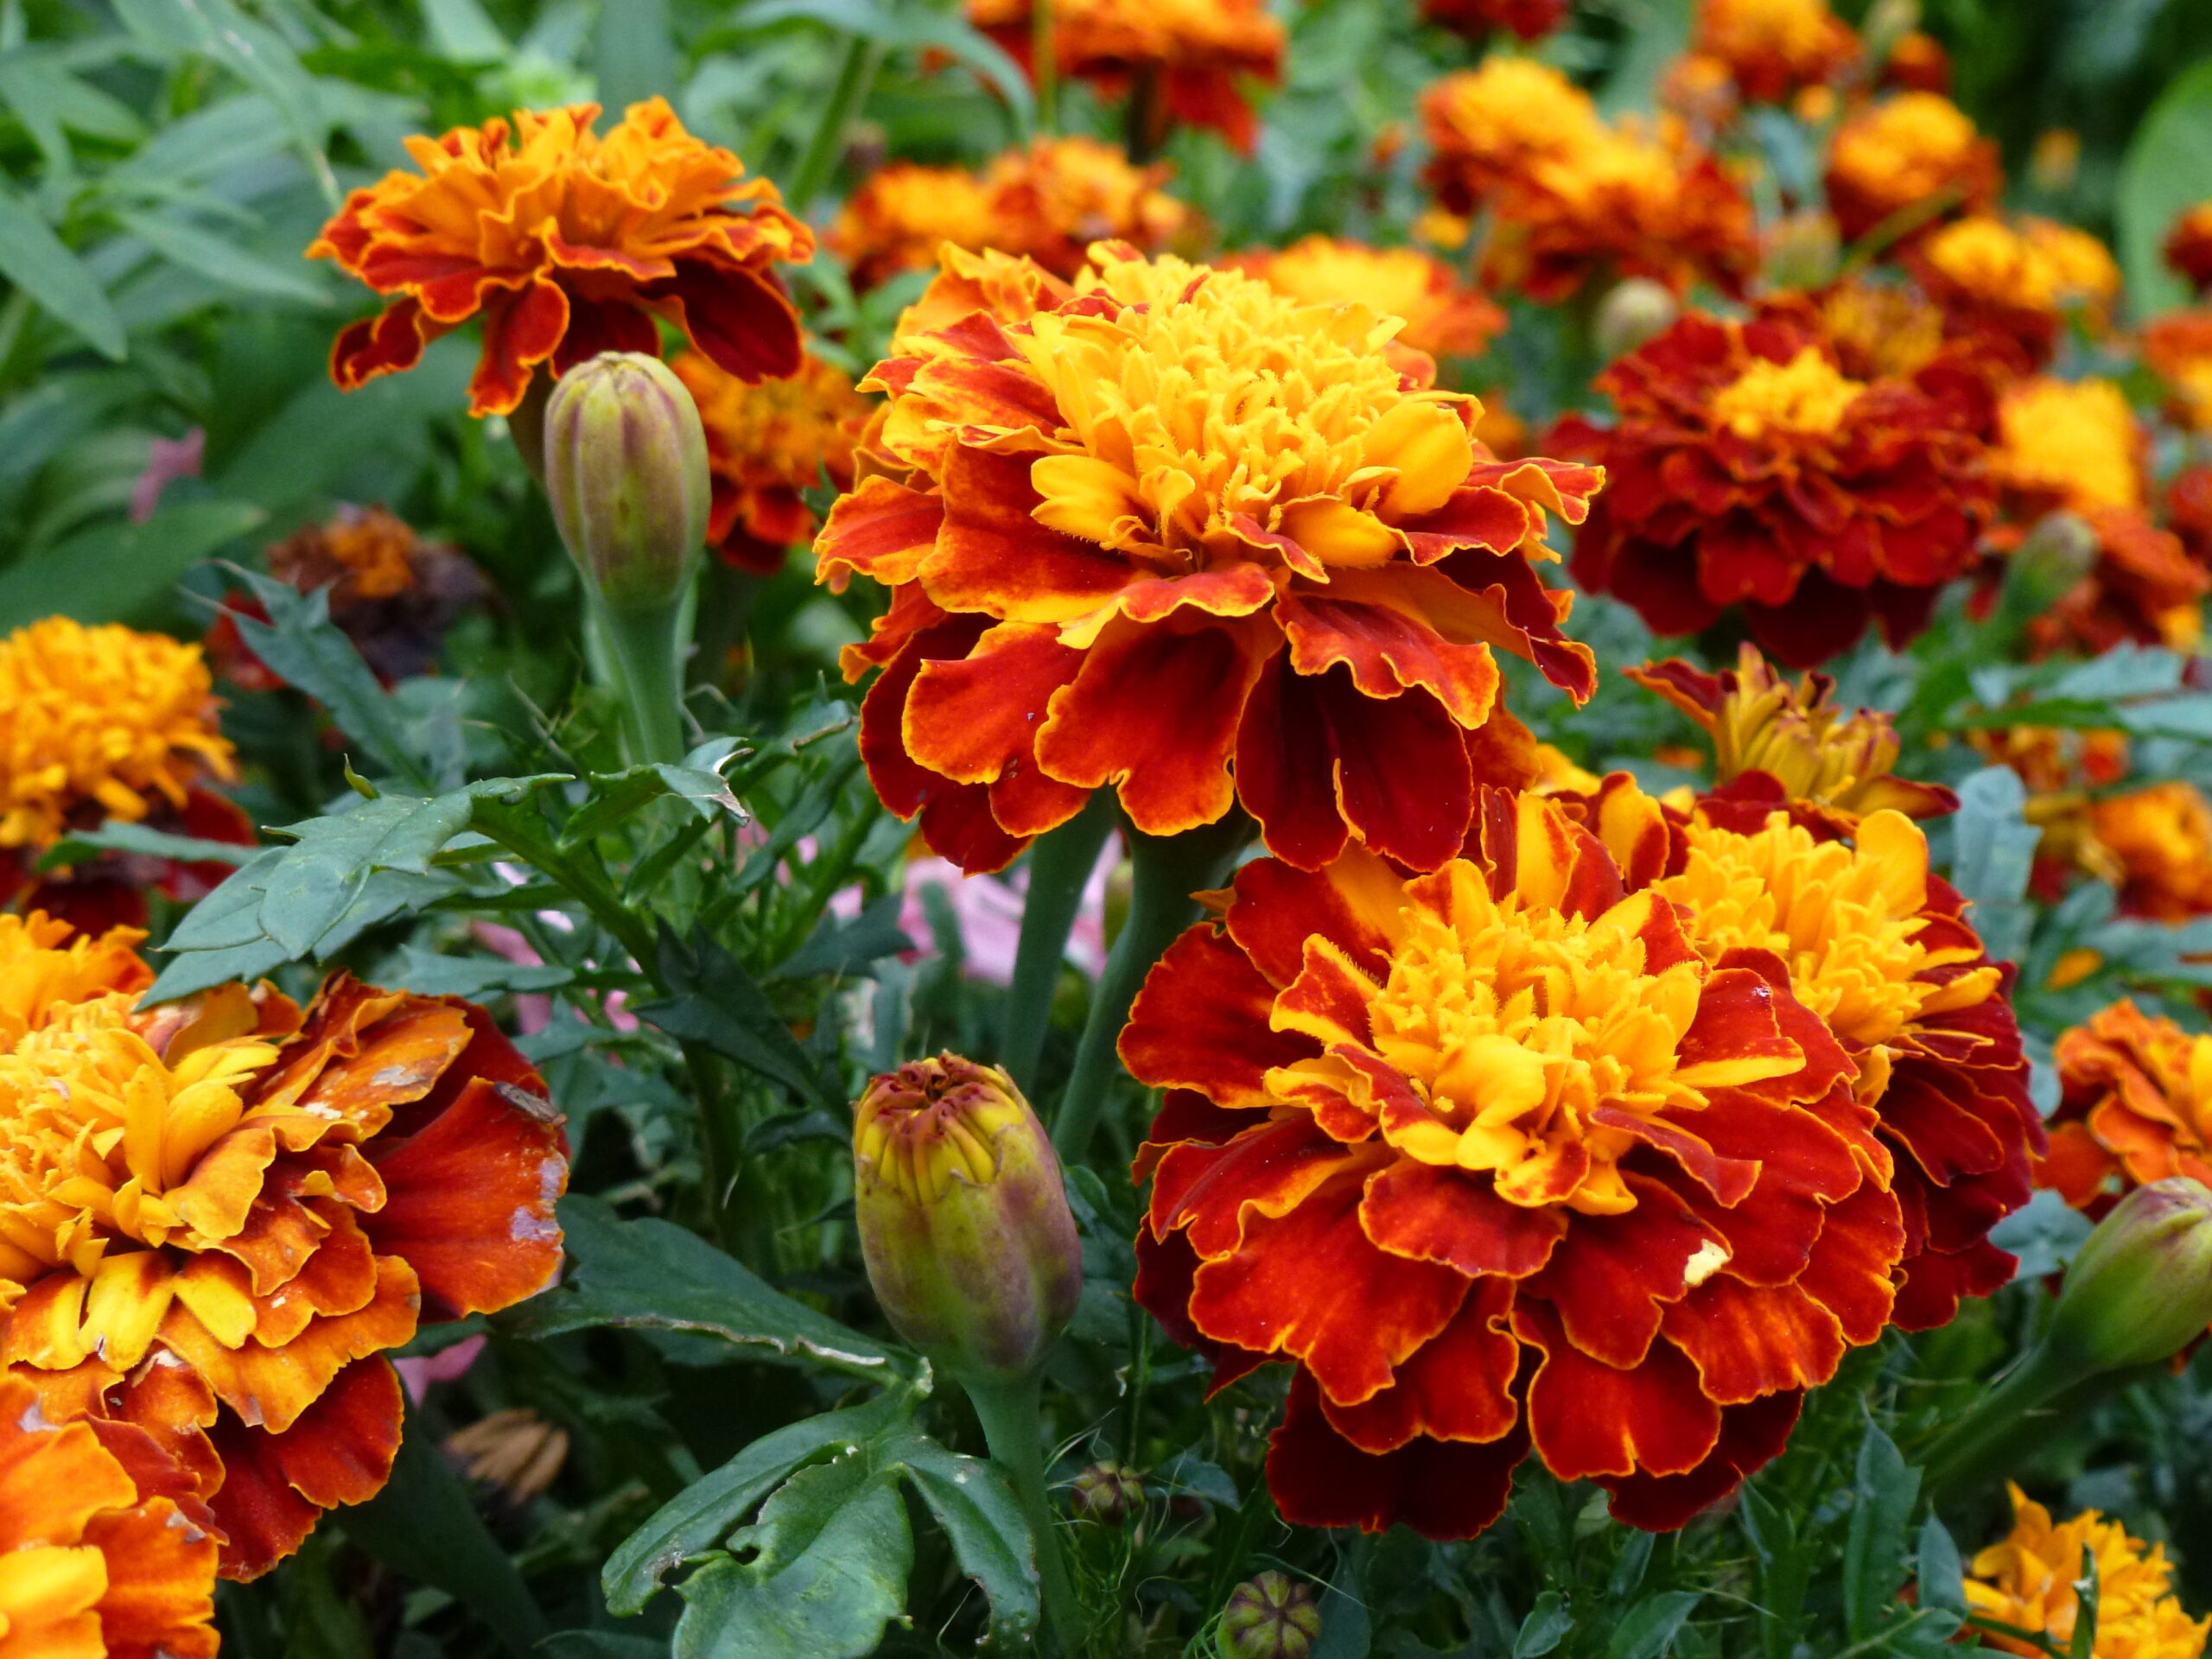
(1268, 1369), (1528, 1541)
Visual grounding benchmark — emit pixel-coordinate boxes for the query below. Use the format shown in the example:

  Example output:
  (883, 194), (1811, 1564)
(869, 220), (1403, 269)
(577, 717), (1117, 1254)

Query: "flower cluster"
(1127, 765), (2035, 1538)
(0, 914), (568, 1580)
(674, 347), (871, 575)
(1823, 92), (1999, 246)
(816, 242), (1599, 875)
(1688, 0), (1858, 105)
(1419, 58), (1757, 301)
(310, 99), (812, 417)
(1225, 236), (1505, 361)
(1965, 1486), (2210, 1658)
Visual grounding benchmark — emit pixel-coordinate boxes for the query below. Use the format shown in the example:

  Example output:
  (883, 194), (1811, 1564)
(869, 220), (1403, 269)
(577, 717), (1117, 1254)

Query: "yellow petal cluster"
(1995, 378), (2143, 515)
(1965, 1486), (2209, 1659)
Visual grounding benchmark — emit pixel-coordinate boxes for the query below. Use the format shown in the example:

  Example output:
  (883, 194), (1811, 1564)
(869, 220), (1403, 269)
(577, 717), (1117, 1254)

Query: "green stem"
(788, 35), (880, 213)
(965, 1372), (1079, 1656)
(1918, 1343), (2084, 1504)
(1123, 62), (1166, 164)
(1051, 813), (1248, 1165)
(1030, 0), (1057, 136)
(595, 594), (690, 766)
(1003, 793), (1117, 1096)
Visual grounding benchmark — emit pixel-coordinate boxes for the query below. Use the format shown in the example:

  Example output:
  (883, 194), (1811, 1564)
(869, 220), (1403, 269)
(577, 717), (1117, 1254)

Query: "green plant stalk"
(965, 1371), (1079, 1656)
(788, 35), (881, 213)
(1919, 1344), (2161, 1503)
(1002, 791), (1117, 1095)
(594, 594), (690, 766)
(1051, 813), (1247, 1163)
(1031, 0), (1057, 134)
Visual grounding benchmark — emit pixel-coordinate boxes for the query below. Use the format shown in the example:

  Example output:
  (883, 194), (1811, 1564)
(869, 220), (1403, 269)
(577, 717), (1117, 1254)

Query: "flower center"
(853, 1058), (1023, 1202)
(1707, 347), (1864, 439)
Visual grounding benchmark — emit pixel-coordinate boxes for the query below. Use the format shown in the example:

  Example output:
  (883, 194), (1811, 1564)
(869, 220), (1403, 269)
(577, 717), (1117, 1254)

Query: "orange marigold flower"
(308, 99), (811, 418)
(2171, 465), (2212, 567)
(2025, 508), (2210, 658)
(830, 162), (1001, 294)
(1823, 92), (1999, 246)
(1420, 0), (1567, 40)
(2088, 783), (2212, 923)
(2143, 309), (2212, 432)
(1692, 0), (1859, 105)
(1226, 235), (1505, 361)
(1421, 60), (1757, 301)
(1627, 644), (1956, 827)
(1881, 30), (1951, 95)
(1125, 779), (2032, 1538)
(674, 348), (871, 575)
(2042, 1001), (2212, 1217)
(0, 921), (569, 1581)
(814, 242), (1599, 876)
(0, 1369), (219, 1658)
(1965, 1484), (2210, 1658)
(1555, 308), (1995, 666)
(2164, 202), (2212, 295)
(968, 0), (1285, 154)
(1911, 215), (2119, 362)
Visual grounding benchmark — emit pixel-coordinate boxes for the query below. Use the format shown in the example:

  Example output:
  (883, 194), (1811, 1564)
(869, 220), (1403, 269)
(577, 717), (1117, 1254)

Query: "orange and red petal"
(81, 1495), (221, 1659)
(1149, 1116), (1348, 1259)
(1122, 926), (1317, 1109)
(902, 623), (1083, 787)
(1521, 1175), (1726, 1370)
(1600, 1391), (1801, 1532)
(202, 1358), (403, 1581)
(1268, 1368), (1529, 1541)
(1661, 1278), (1846, 1405)
(1514, 1300), (1721, 1481)
(466, 279), (569, 417)
(1796, 1183), (1907, 1345)
(1222, 847), (1406, 987)
(646, 259), (804, 385)
(816, 477), (945, 594)
(1275, 588), (1501, 731)
(1317, 1276), (1520, 1452)
(925, 446), (1136, 623)
(331, 299), (438, 392)
(1360, 1162), (1567, 1279)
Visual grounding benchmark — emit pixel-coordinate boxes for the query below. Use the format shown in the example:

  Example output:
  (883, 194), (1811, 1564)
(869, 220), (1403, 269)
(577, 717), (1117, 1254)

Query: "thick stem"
(1052, 813), (1248, 1164)
(596, 594), (690, 766)
(1002, 793), (1117, 1096)
(965, 1372), (1079, 1656)
(1918, 1343), (2084, 1504)
(788, 35), (880, 213)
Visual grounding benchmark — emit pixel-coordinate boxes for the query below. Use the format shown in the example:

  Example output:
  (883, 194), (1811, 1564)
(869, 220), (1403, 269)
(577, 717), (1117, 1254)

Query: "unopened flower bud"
(1222, 1572), (1322, 1659)
(1762, 210), (1841, 292)
(854, 1054), (1082, 1383)
(1071, 1460), (1144, 1523)
(544, 352), (710, 613)
(2047, 1178), (2212, 1373)
(1594, 277), (1680, 361)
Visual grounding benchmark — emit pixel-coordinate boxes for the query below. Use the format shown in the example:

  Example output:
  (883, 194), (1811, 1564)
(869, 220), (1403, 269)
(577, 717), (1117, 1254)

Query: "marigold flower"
(1420, 0), (1567, 39)
(2042, 1002), (2212, 1217)
(2143, 310), (2212, 432)
(1812, 276), (1948, 379)
(1692, 0), (1859, 104)
(2088, 784), (2212, 922)
(1912, 216), (2120, 361)
(1126, 779), (2032, 1538)
(0, 1370), (219, 1657)
(2165, 202), (2212, 295)
(308, 99), (811, 418)
(815, 242), (1599, 875)
(0, 920), (569, 1580)
(2025, 508), (2209, 658)
(672, 349), (869, 575)
(1993, 377), (2141, 516)
(1226, 236), (1505, 360)
(1823, 93), (1999, 245)
(1556, 309), (1995, 666)
(968, 0), (1285, 153)
(1659, 54), (1742, 132)
(1881, 30), (1951, 94)
(1964, 1485), (2210, 1659)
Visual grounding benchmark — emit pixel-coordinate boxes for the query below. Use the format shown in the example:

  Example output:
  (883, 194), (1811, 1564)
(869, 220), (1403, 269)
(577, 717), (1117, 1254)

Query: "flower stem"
(1051, 812), (1248, 1165)
(788, 35), (880, 213)
(1917, 1342), (2083, 1503)
(965, 1371), (1079, 1656)
(1002, 792), (1117, 1096)
(594, 594), (690, 766)
(1030, 0), (1057, 135)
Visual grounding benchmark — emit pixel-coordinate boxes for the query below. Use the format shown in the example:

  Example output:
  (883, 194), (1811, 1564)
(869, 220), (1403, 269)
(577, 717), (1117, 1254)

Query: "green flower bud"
(2047, 1177), (2212, 1374)
(1594, 277), (1681, 362)
(543, 352), (710, 613)
(1070, 1460), (1144, 1524)
(854, 1054), (1082, 1383)
(1221, 1572), (1322, 1659)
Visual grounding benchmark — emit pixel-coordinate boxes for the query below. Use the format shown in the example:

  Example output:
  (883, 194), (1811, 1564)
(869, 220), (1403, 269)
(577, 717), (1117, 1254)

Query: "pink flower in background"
(396, 1333), (486, 1403)
(897, 836), (1119, 986)
(130, 427), (204, 522)
(473, 912), (637, 1035)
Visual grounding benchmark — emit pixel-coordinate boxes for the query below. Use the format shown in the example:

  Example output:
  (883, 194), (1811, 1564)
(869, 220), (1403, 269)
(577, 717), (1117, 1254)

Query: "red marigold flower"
(1965, 1485), (2211, 1659)
(1823, 92), (1999, 247)
(1421, 60), (1757, 302)
(0, 920), (569, 1581)
(1691, 0), (1859, 105)
(1881, 30), (1951, 95)
(1556, 309), (1996, 666)
(967, 0), (1285, 154)
(2041, 1001), (2212, 1219)
(1420, 0), (1567, 41)
(0, 1369), (219, 1657)
(1124, 779), (2033, 1538)
(308, 99), (812, 418)
(2143, 309), (2212, 432)
(1224, 236), (1505, 361)
(674, 348), (872, 575)
(2164, 202), (2212, 295)
(814, 243), (1600, 876)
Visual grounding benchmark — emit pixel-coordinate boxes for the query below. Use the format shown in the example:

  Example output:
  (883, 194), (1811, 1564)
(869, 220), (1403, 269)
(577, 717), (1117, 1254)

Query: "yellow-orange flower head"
(0, 619), (234, 853)
(673, 348), (869, 575)
(2042, 1000), (2212, 1219)
(1823, 93), (1998, 245)
(1692, 0), (1858, 104)
(1995, 377), (2142, 516)
(2088, 783), (2212, 922)
(1965, 1486), (2209, 1659)
(2145, 310), (2212, 432)
(1230, 236), (1505, 362)
(309, 99), (812, 417)
(1912, 215), (2120, 362)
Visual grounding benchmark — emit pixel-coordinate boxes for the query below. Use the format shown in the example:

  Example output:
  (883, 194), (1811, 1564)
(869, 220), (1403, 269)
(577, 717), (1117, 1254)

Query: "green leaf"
(39, 819), (256, 873)
(639, 926), (830, 1105)
(2069, 1544), (2101, 1659)
(1948, 766), (2041, 965)
(378, 944), (572, 998)
(775, 892), (914, 981)
(0, 500), (265, 630)
(1607, 1591), (1703, 1659)
(561, 759), (744, 849)
(1513, 1592), (1573, 1657)
(2118, 58), (2212, 322)
(598, 0), (677, 113)
(503, 1196), (913, 1383)
(726, 0), (1033, 133)
(1841, 1421), (1919, 1642)
(888, 1434), (1039, 1645)
(114, 208), (328, 306)
(1738, 1483), (1808, 1659)
(1916, 1515), (1967, 1618)
(0, 184), (124, 359)
(422, 0), (510, 61)
(0, 52), (143, 170)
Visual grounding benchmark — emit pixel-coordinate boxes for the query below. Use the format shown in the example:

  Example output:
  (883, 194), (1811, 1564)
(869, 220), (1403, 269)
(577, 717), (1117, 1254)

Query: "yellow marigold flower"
(1692, 0), (1858, 104)
(0, 619), (234, 853)
(0, 912), (150, 1049)
(1814, 277), (1947, 379)
(1227, 235), (1505, 360)
(1912, 215), (2120, 361)
(2091, 781), (2212, 922)
(1994, 377), (2143, 516)
(1965, 1486), (2209, 1659)
(830, 163), (1001, 293)
(1823, 92), (1998, 245)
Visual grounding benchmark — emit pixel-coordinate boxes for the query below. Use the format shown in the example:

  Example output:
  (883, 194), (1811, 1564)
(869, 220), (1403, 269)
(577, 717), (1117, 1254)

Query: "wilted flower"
(1070, 1459), (1146, 1522)
(673, 348), (870, 575)
(308, 99), (811, 417)
(446, 1407), (571, 1508)
(1227, 235), (1505, 360)
(1823, 93), (1999, 246)
(853, 1054), (1081, 1382)
(1556, 308), (1995, 666)
(816, 243), (1598, 875)
(1691, 0), (1859, 105)
(1127, 780), (2032, 1537)
(1965, 1487), (2211, 1659)
(1222, 1572), (1324, 1659)
(0, 917), (569, 1579)
(2164, 201), (2212, 295)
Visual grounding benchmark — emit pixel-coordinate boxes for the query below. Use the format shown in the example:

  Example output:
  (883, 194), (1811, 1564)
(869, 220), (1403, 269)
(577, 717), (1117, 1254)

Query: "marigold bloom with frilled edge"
(0, 1370), (219, 1658)
(308, 99), (811, 418)
(1420, 0), (1567, 40)
(1554, 308), (1995, 667)
(1420, 60), (1757, 302)
(1123, 779), (2035, 1538)
(1911, 215), (2120, 362)
(1226, 237), (1505, 362)
(672, 348), (870, 576)
(1964, 1485), (2210, 1659)
(0, 918), (569, 1581)
(1822, 92), (1999, 246)
(967, 0), (1285, 154)
(1627, 645), (1955, 829)
(1692, 0), (1858, 104)
(2144, 310), (2212, 432)
(2084, 784), (2212, 922)
(814, 242), (1600, 876)
(2039, 1001), (2212, 1220)
(2165, 202), (2212, 295)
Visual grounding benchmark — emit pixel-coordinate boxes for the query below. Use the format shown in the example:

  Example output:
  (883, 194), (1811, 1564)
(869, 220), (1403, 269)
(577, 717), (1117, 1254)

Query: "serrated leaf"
(40, 819), (255, 873)
(1153, 1450), (1237, 1509)
(225, 569), (429, 789)
(562, 760), (743, 849)
(1607, 1591), (1702, 1659)
(0, 500), (264, 631)
(1842, 1421), (1919, 1642)
(776, 891), (914, 981)
(378, 945), (572, 998)
(0, 184), (124, 359)
(1949, 766), (2041, 965)
(639, 927), (829, 1104)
